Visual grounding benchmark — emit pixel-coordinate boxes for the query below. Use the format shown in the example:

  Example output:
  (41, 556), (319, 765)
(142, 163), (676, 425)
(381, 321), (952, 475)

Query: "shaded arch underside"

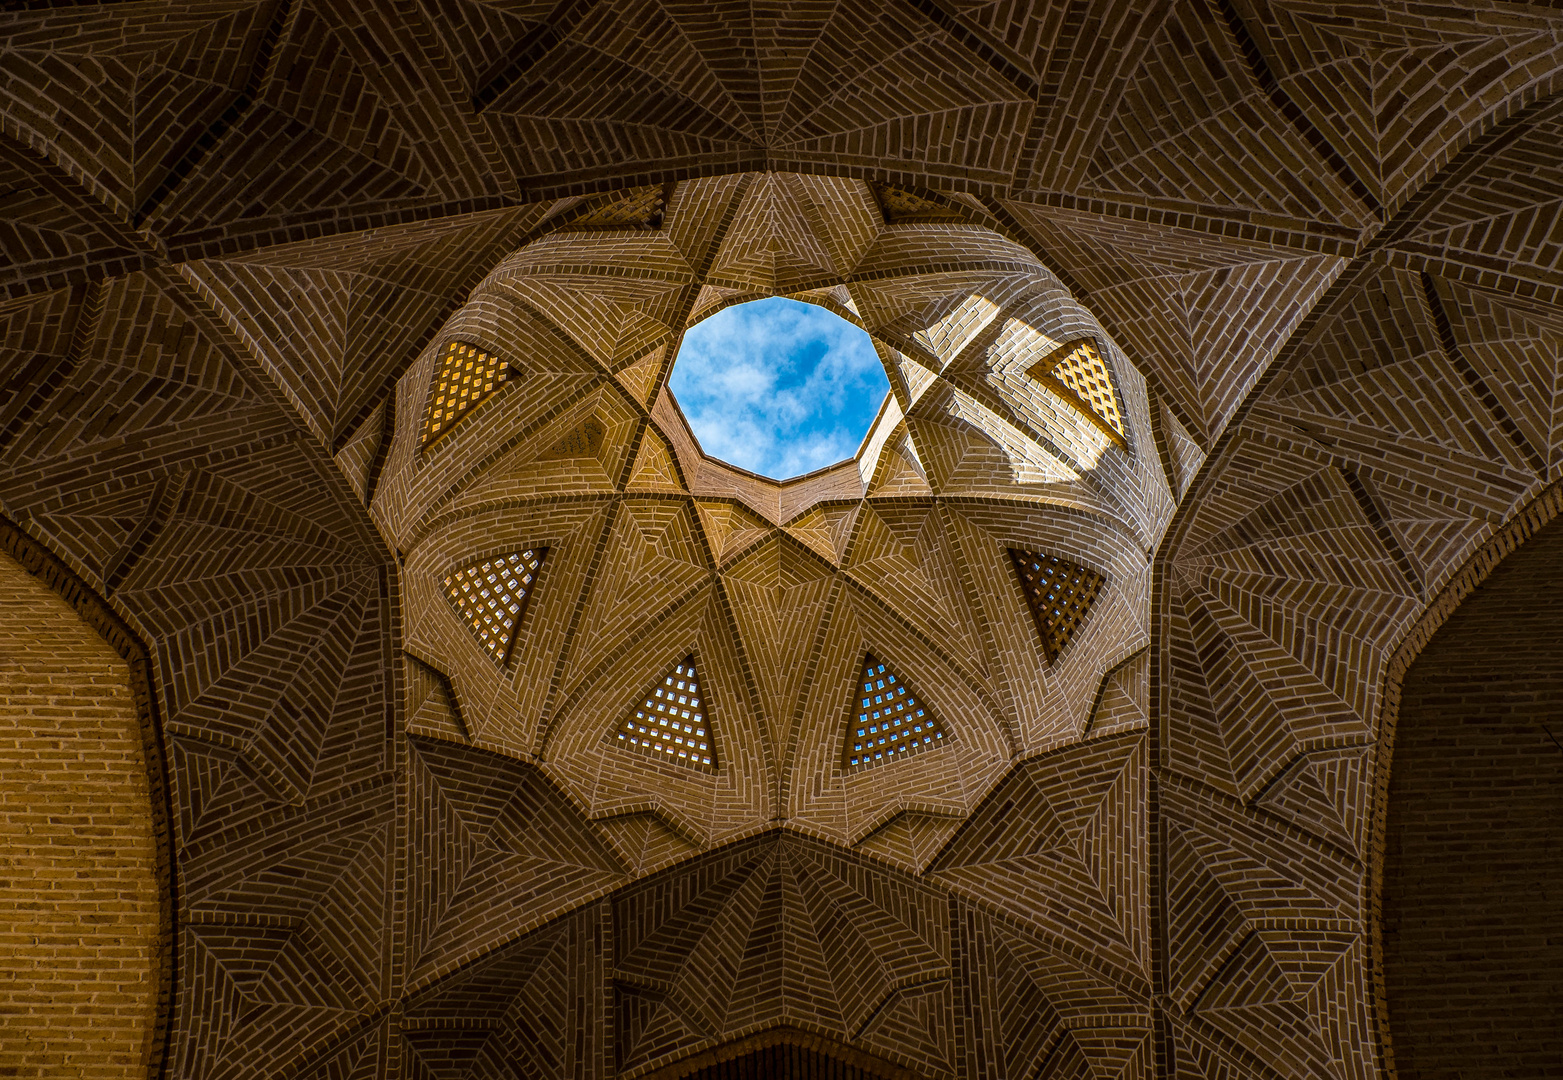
(1382, 506), (1563, 1078)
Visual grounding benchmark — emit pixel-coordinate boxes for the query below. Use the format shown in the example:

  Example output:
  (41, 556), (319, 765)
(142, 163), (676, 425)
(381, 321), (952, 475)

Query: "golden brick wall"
(0, 551), (159, 1078)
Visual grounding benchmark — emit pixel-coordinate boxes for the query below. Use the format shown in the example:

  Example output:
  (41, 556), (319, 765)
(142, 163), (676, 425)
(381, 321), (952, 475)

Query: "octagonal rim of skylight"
(666, 296), (893, 482)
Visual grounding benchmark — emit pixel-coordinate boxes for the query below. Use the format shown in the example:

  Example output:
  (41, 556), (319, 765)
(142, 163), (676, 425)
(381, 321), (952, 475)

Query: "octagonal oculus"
(668, 297), (890, 481)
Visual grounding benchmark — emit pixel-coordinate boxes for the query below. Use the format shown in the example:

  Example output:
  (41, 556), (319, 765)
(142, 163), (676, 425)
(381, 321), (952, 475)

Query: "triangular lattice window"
(614, 656), (715, 769)
(442, 549), (546, 666)
(845, 653), (948, 769)
(1027, 338), (1127, 447)
(422, 340), (514, 449)
(1009, 549), (1105, 663)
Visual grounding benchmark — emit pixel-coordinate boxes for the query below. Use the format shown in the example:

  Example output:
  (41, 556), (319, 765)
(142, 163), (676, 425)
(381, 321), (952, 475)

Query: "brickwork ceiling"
(0, 2), (1560, 1077)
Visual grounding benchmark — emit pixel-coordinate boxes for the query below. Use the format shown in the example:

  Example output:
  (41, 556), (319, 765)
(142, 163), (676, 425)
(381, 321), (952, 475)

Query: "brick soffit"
(0, 515), (176, 1080)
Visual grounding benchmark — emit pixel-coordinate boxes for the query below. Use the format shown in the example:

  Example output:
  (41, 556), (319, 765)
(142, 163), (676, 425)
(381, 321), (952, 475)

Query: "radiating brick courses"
(3, 2), (1563, 1077)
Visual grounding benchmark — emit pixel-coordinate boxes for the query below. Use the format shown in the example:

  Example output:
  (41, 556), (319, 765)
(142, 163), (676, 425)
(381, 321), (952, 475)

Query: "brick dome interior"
(0, 2), (1560, 1078)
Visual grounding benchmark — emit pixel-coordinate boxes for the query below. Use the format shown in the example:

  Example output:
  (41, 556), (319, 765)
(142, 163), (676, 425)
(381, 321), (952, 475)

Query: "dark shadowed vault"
(0, 2), (1561, 1078)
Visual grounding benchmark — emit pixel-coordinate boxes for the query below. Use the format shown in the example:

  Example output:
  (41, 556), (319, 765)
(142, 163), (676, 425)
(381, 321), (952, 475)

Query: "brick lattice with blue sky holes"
(845, 654), (947, 768)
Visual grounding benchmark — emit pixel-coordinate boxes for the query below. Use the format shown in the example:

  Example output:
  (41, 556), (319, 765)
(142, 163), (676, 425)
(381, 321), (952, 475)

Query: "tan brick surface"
(0, 551), (158, 1078)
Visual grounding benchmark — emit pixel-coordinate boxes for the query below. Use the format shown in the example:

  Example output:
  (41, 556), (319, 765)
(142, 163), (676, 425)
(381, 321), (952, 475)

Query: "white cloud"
(669, 297), (889, 479)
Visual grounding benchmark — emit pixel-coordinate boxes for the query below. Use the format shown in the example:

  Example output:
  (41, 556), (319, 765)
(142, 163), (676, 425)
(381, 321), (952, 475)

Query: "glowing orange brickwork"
(422, 341), (513, 448)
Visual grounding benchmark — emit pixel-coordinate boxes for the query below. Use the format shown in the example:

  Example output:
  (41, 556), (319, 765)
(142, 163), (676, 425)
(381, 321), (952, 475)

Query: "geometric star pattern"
(6, 2), (1563, 1076)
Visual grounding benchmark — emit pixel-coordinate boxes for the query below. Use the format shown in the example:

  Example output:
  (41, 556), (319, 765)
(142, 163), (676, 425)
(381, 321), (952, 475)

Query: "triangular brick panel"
(1028, 337), (1128, 447)
(612, 654), (717, 770)
(422, 340), (517, 449)
(1089, 649), (1149, 735)
(1009, 548), (1106, 663)
(723, 538), (834, 750)
(1081, 0), (1370, 226)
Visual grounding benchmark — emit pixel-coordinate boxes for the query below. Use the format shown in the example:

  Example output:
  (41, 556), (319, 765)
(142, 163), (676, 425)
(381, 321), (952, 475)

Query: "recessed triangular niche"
(539, 416), (606, 459)
(441, 549), (547, 667)
(421, 340), (516, 449)
(844, 653), (949, 769)
(871, 183), (967, 224)
(562, 184), (672, 230)
(1009, 549), (1105, 663)
(1027, 338), (1128, 448)
(612, 655), (716, 770)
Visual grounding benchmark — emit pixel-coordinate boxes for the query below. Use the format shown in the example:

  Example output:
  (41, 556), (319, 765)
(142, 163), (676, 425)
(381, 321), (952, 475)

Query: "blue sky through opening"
(668, 297), (890, 480)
